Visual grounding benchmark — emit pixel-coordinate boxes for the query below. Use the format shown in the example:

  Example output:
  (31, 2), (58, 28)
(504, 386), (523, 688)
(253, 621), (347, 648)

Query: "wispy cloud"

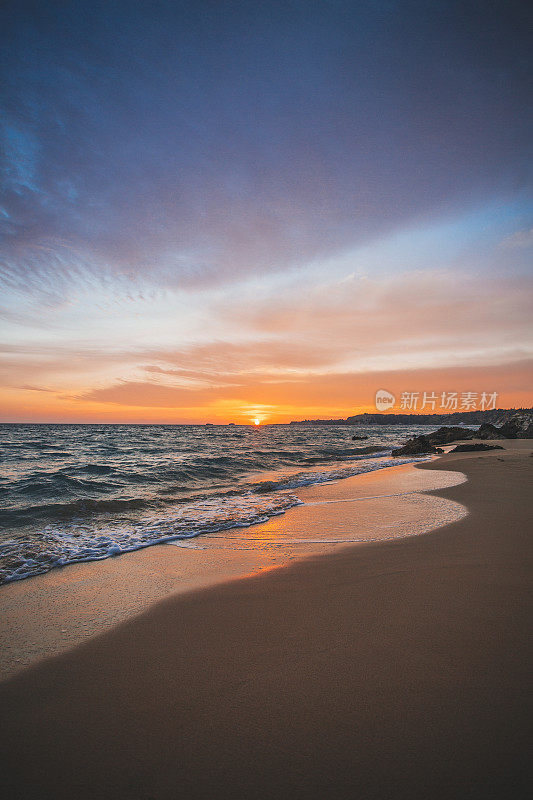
(2, 1), (532, 301)
(499, 228), (533, 250)
(17, 384), (54, 393)
(1, 1), (532, 421)
(79, 359), (533, 417)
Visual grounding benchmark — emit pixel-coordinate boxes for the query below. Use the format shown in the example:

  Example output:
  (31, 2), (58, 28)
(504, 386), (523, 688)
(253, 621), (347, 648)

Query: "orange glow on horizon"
(0, 360), (531, 424)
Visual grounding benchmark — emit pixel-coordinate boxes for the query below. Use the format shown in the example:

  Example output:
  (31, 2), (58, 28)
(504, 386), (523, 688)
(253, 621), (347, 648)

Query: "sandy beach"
(0, 457), (466, 679)
(1, 440), (532, 799)
(3, 3), (531, 797)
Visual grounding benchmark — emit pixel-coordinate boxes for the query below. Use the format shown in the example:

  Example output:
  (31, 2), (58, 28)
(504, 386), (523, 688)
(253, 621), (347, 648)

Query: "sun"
(253, 419), (260, 426)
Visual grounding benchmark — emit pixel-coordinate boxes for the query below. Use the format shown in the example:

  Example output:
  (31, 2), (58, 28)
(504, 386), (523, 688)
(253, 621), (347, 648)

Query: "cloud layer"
(2, 1), (531, 293)
(1, 1), (532, 421)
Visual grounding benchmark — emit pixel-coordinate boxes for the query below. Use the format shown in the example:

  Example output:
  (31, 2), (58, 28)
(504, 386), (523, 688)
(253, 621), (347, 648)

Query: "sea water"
(0, 422), (436, 583)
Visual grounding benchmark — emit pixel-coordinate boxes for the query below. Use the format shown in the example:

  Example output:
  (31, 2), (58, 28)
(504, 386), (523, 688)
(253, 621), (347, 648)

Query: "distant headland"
(289, 408), (533, 426)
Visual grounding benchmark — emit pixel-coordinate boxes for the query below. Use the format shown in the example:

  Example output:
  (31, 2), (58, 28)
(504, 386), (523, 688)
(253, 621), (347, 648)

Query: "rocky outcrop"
(498, 413), (533, 439)
(390, 412), (533, 457)
(476, 423), (507, 439)
(426, 426), (476, 445)
(392, 426), (476, 456)
(391, 436), (440, 456)
(449, 443), (504, 453)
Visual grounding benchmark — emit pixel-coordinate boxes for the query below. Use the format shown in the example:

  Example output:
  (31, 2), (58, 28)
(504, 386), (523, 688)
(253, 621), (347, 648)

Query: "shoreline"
(0, 449), (438, 589)
(0, 457), (467, 679)
(1, 440), (532, 798)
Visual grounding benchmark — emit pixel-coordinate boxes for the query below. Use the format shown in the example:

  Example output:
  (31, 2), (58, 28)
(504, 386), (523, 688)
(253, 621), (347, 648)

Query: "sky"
(1, 0), (532, 423)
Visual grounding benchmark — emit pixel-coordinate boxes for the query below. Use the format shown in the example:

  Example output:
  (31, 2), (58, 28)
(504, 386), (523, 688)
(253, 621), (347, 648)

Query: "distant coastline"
(290, 407), (533, 425)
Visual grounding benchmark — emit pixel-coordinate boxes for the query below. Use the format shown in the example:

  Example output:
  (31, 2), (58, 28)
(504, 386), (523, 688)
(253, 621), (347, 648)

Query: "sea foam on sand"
(0, 460), (466, 679)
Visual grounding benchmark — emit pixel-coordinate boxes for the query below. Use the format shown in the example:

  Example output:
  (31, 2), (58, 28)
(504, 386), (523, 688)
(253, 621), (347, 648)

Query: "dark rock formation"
(426, 426), (476, 445)
(498, 413), (533, 439)
(352, 445), (387, 455)
(351, 435), (369, 440)
(476, 423), (506, 439)
(393, 425), (479, 456)
(449, 443), (504, 453)
(391, 436), (438, 456)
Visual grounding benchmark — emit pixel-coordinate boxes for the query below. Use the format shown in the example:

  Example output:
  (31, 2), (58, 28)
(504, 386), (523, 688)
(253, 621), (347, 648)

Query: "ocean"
(0, 422), (435, 584)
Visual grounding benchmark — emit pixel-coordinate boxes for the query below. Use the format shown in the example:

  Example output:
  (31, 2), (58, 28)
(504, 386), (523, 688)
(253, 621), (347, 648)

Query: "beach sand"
(0, 459), (467, 679)
(0, 441), (531, 799)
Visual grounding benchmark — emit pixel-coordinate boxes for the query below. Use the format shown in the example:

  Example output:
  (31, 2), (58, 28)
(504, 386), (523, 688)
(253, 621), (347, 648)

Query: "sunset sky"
(1, 0), (532, 423)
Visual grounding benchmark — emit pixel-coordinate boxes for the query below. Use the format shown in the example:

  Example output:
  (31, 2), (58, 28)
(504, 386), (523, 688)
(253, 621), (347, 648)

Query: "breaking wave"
(0, 423), (432, 584)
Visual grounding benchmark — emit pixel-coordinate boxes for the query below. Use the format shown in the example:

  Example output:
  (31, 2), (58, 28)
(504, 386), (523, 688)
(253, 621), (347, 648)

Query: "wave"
(78, 464), (114, 475)
(0, 492), (302, 584)
(251, 456), (421, 493)
(0, 422), (435, 585)
(1, 473), (120, 503)
(1, 497), (153, 528)
(0, 454), (429, 585)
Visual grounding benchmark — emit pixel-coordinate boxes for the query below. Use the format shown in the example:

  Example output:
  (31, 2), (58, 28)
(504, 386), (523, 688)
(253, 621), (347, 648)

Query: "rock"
(498, 413), (533, 439)
(351, 435), (369, 440)
(391, 428), (470, 455)
(476, 423), (506, 439)
(391, 435), (438, 456)
(389, 414), (532, 455)
(449, 443), (504, 453)
(426, 426), (476, 445)
(352, 445), (387, 454)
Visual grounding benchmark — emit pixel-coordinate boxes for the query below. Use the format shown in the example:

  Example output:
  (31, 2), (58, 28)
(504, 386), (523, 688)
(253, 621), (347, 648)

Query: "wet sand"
(0, 441), (532, 799)
(0, 460), (466, 679)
